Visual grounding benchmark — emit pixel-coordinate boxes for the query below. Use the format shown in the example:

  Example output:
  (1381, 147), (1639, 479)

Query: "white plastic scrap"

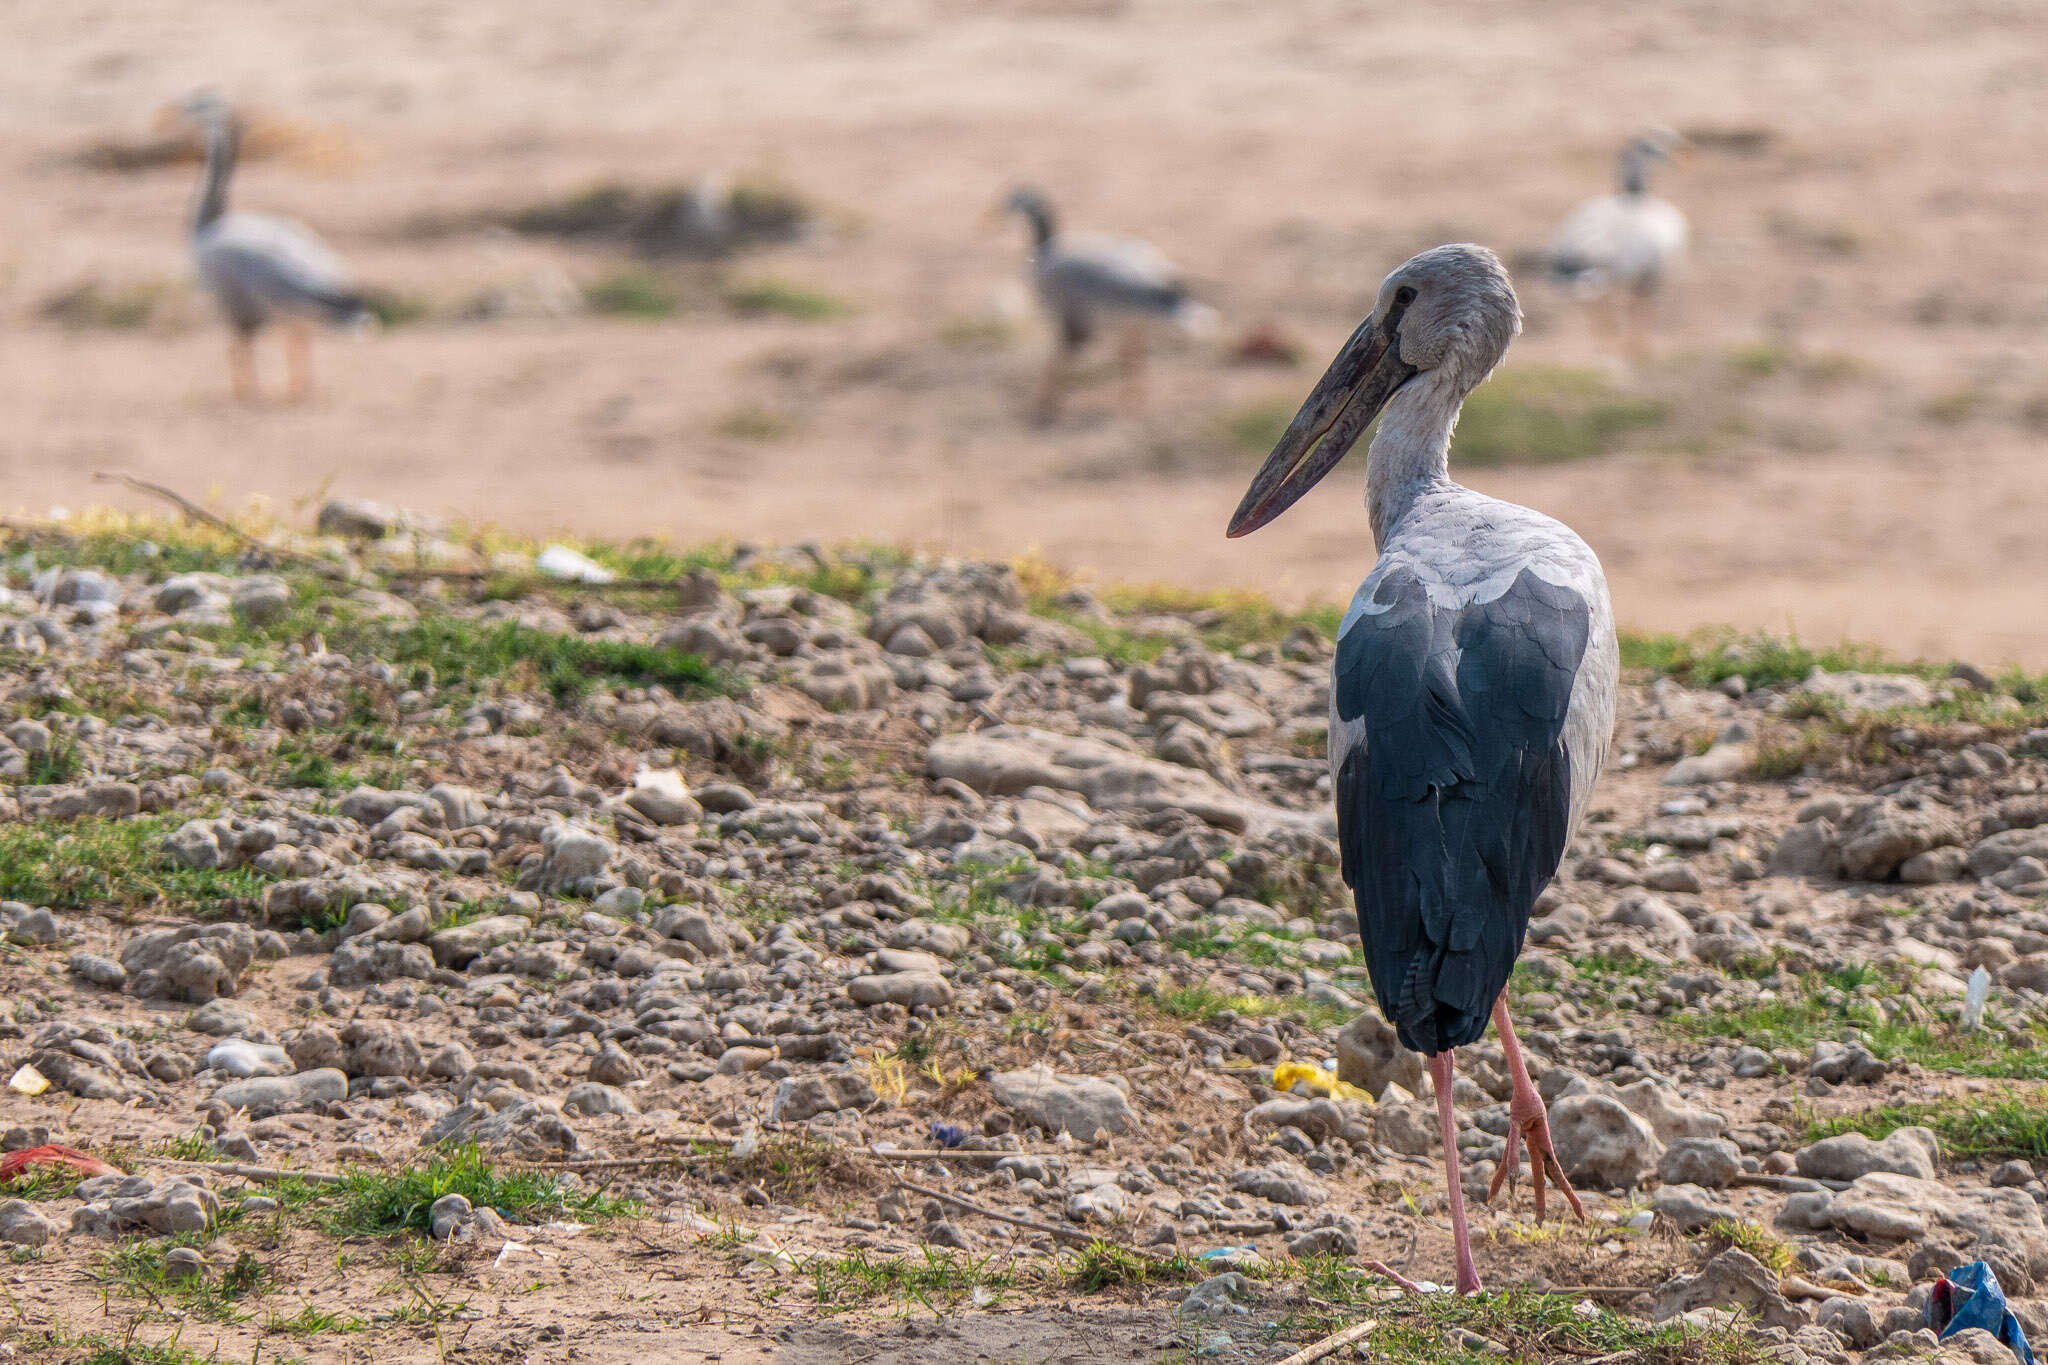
(6, 1065), (48, 1097)
(535, 544), (616, 584)
(1961, 965), (1992, 1032)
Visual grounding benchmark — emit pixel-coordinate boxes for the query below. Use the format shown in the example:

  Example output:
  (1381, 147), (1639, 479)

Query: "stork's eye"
(1394, 286), (1418, 307)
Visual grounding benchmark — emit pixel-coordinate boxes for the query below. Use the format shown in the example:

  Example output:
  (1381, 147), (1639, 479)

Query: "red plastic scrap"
(0, 1144), (120, 1182)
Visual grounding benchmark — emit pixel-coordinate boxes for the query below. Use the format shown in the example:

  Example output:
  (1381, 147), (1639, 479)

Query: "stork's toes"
(1485, 1111), (1587, 1226)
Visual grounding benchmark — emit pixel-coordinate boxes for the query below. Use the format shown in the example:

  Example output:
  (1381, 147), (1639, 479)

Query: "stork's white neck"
(1365, 368), (1464, 546)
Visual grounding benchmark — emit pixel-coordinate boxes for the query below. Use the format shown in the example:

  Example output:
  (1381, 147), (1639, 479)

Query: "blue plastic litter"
(1928, 1261), (2036, 1365)
(928, 1121), (968, 1149)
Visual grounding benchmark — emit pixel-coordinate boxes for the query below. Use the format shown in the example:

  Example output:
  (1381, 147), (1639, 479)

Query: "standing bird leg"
(285, 320), (314, 403)
(1485, 995), (1586, 1225)
(229, 332), (258, 403)
(1429, 1050), (1483, 1296)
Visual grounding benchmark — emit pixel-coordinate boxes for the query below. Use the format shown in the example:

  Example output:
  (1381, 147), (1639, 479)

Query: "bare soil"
(3, 1), (2047, 663)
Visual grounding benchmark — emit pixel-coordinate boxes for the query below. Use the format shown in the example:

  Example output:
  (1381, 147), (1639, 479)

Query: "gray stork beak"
(1225, 298), (1418, 538)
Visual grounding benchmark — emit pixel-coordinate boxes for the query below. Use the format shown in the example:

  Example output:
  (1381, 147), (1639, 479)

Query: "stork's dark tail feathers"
(309, 287), (377, 329)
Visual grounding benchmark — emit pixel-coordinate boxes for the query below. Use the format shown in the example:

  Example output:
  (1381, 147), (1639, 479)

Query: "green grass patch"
(1805, 1093), (2048, 1162)
(715, 404), (800, 441)
(320, 616), (736, 706)
(1280, 1264), (1772, 1361)
(1726, 343), (1787, 380)
(1702, 1217), (1792, 1274)
(1617, 627), (1926, 689)
(1153, 983), (1354, 1032)
(584, 269), (684, 319)
(0, 817), (274, 914)
(1665, 968), (2048, 1078)
(100, 1242), (269, 1323)
(63, 1335), (223, 1365)
(809, 1246), (1017, 1312)
(724, 276), (848, 321)
(264, 1305), (367, 1336)
(326, 1145), (636, 1237)
(39, 280), (165, 331)
(1218, 398), (1298, 455)
(1453, 365), (1668, 466)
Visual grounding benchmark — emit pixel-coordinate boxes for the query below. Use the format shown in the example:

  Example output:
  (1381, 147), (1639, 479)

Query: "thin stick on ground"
(92, 471), (344, 577)
(1270, 1320), (1376, 1365)
(891, 1176), (1171, 1258)
(150, 1156), (344, 1186)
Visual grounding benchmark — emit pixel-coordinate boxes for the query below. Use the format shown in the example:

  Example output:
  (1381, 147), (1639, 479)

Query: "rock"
(624, 770), (702, 826)
(1827, 1173), (2048, 1279)
(1665, 734), (1754, 785)
(1902, 846), (1970, 884)
(0, 1200), (57, 1247)
(927, 727), (1330, 837)
(1653, 1183), (1732, 1233)
(342, 1021), (422, 1078)
(769, 1070), (877, 1124)
(989, 1067), (1134, 1139)
(1659, 1137), (1743, 1189)
(204, 1039), (292, 1078)
(1795, 671), (1935, 713)
(1770, 820), (1841, 880)
(1179, 1272), (1256, 1319)
(1604, 892), (1694, 955)
(1066, 1182), (1129, 1223)
(231, 577), (292, 626)
(846, 972), (954, 1008)
(67, 951), (126, 990)
(425, 1099), (581, 1156)
(1286, 1224), (1359, 1258)
(587, 1041), (641, 1086)
(1335, 1011), (1425, 1100)
(1816, 1297), (1882, 1350)
(524, 825), (616, 894)
(120, 923), (257, 1003)
(213, 1069), (347, 1118)
(428, 914), (530, 968)
(3, 908), (63, 947)
(1374, 1104), (1438, 1156)
(1613, 1079), (1726, 1143)
(1837, 801), (1965, 881)
(328, 938), (435, 987)
(1796, 1128), (1938, 1182)
(317, 498), (403, 539)
(1549, 1094), (1664, 1190)
(1939, 1328), (2030, 1365)
(288, 1025), (346, 1072)
(562, 1083), (636, 1117)
(1969, 829), (2048, 880)
(428, 1192), (472, 1240)
(427, 783), (489, 829)
(1230, 1163), (1325, 1207)
(1651, 1248), (1804, 1328)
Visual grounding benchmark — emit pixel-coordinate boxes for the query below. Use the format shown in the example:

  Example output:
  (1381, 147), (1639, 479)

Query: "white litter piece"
(538, 1221), (588, 1237)
(1962, 965), (1992, 1032)
(536, 544), (615, 584)
(7, 1064), (48, 1096)
(730, 1129), (760, 1160)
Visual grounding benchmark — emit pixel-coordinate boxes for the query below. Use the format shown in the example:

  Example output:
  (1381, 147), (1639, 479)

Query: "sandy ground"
(3, 1), (2048, 663)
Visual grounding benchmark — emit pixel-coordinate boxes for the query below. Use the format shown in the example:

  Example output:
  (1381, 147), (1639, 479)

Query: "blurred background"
(2, 1), (2044, 661)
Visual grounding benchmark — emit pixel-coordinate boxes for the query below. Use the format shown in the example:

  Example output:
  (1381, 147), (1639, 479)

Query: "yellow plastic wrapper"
(1270, 1061), (1373, 1103)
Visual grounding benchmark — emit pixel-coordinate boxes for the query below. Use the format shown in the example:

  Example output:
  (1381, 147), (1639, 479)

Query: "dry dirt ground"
(3, 527), (2048, 1364)
(4, 2), (2048, 665)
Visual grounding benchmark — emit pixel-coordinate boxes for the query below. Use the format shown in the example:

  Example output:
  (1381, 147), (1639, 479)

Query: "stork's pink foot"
(1486, 1072), (1586, 1225)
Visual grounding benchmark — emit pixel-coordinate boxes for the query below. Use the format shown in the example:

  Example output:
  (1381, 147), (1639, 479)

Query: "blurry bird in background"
(1543, 129), (1688, 361)
(1001, 187), (1216, 424)
(171, 92), (372, 403)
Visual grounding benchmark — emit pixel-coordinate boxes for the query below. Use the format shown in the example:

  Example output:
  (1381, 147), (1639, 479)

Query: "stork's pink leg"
(1486, 995), (1585, 1225)
(1430, 1049), (1482, 1295)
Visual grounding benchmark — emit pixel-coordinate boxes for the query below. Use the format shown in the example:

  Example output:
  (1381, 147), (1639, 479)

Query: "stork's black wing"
(1333, 566), (1591, 1054)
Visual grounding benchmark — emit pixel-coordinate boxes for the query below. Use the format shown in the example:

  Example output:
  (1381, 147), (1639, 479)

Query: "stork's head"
(1226, 244), (1520, 538)
(1620, 127), (1684, 194)
(1002, 186), (1057, 248)
(163, 89), (237, 137)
